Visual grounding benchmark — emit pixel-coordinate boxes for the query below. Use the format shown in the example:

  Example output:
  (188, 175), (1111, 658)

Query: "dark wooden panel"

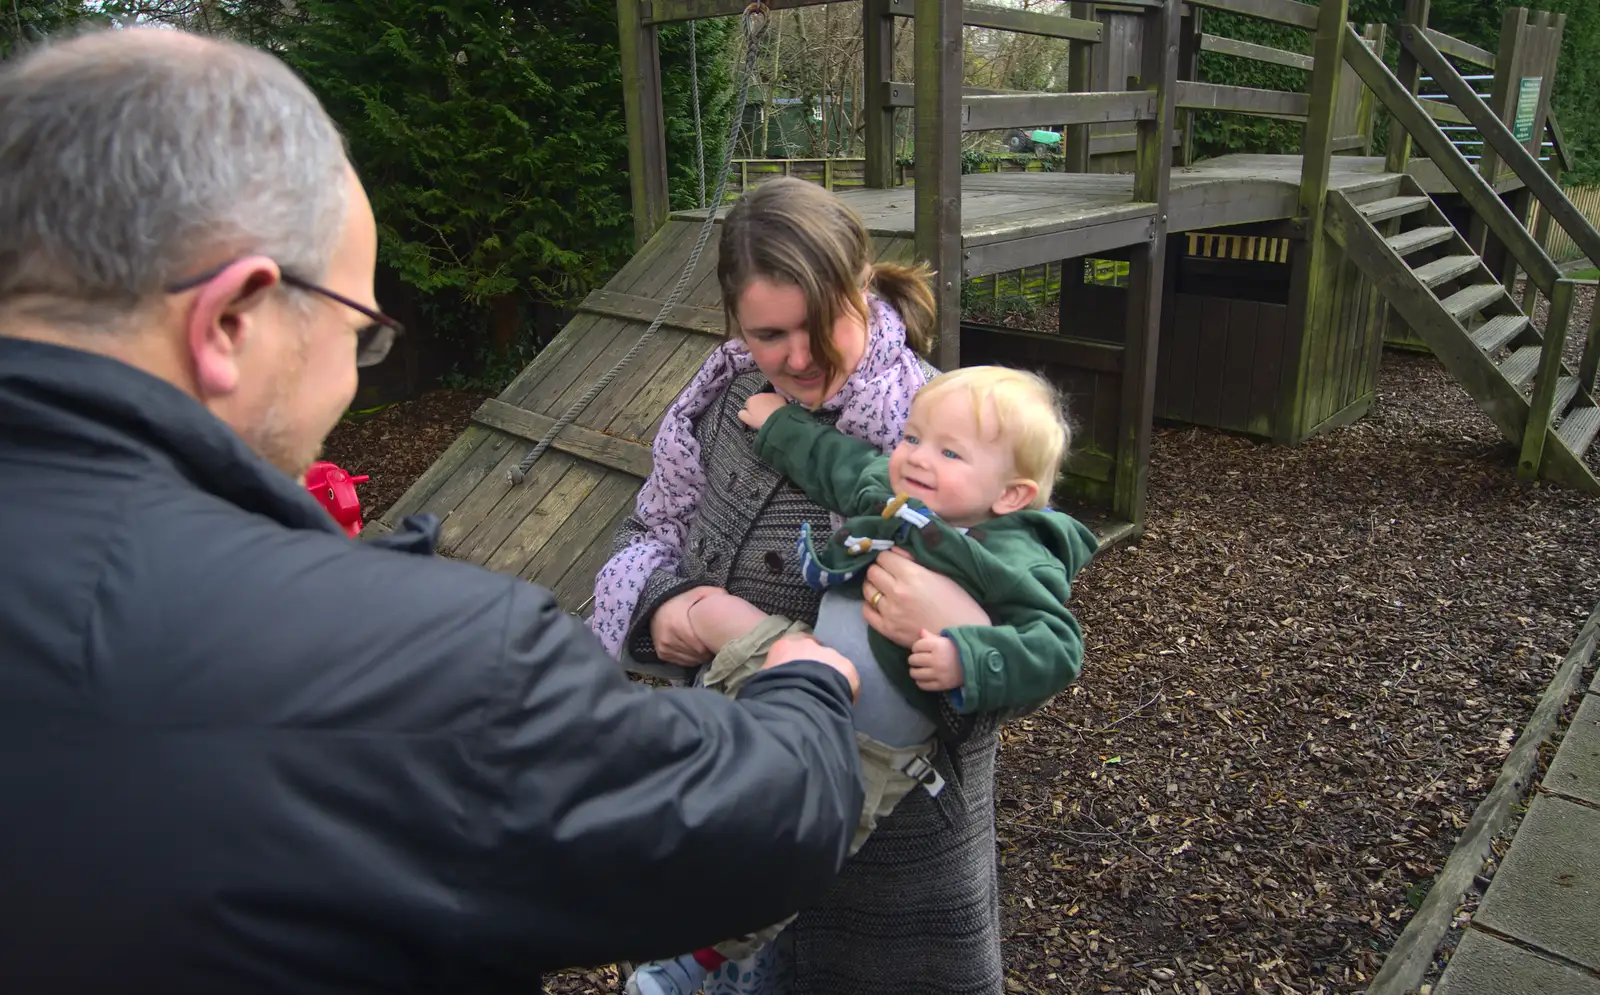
(1090, 366), (1121, 461)
(1219, 300), (1259, 431)
(1163, 293), (1203, 423)
(1190, 296), (1232, 427)
(1061, 281), (1127, 346)
(1249, 304), (1288, 436)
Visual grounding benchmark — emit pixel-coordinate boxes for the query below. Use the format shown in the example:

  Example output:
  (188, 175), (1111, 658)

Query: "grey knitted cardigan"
(616, 369), (1004, 995)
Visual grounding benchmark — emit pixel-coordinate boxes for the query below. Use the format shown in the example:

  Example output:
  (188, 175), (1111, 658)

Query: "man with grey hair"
(0, 26), (866, 994)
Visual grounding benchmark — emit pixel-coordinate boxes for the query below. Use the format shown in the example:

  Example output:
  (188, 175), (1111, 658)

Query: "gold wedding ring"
(871, 591), (885, 610)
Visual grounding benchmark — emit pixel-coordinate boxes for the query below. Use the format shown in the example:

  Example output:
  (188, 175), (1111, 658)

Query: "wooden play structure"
(367, 0), (1600, 616)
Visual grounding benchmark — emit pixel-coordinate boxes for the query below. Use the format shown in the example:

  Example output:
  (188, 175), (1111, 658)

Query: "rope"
(508, 4), (770, 486)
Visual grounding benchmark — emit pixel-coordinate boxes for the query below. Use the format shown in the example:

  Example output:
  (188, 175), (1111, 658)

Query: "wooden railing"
(1397, 21), (1600, 423)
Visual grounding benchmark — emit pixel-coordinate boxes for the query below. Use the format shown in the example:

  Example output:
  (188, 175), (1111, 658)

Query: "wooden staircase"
(1325, 176), (1600, 493)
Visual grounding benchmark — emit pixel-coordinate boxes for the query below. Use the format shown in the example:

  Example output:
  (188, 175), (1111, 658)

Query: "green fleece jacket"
(754, 404), (1098, 719)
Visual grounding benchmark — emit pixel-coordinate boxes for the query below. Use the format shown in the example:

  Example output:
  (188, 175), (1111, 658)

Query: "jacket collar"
(0, 334), (343, 534)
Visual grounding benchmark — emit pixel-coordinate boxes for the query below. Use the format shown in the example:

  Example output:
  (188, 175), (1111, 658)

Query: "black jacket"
(0, 337), (864, 993)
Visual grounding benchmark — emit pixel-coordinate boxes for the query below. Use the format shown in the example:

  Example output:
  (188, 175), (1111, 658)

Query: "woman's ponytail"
(868, 261), (938, 358)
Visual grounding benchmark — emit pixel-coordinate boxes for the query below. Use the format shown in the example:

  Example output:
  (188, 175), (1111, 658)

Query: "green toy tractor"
(1005, 128), (1062, 154)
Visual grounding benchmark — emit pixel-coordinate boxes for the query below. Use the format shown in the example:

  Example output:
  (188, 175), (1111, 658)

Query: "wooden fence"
(1528, 184), (1600, 264)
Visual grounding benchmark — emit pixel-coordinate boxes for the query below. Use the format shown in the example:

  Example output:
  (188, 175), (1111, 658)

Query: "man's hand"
(738, 392), (788, 432)
(763, 633), (861, 702)
(908, 629), (963, 692)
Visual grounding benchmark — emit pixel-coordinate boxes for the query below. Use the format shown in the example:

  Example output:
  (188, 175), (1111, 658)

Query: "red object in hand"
(304, 461), (370, 537)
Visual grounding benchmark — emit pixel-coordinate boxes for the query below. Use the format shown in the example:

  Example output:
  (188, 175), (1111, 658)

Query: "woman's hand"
(737, 392), (788, 431)
(650, 586), (724, 666)
(862, 549), (990, 648)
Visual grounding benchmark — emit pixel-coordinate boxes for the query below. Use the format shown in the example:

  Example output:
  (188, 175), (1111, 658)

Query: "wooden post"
(618, 0), (671, 248)
(1277, 0), (1349, 446)
(1519, 278), (1574, 480)
(1175, 4), (1202, 167)
(1357, 24), (1385, 156)
(863, 0), (897, 189)
(1468, 6), (1529, 257)
(1114, 0), (1179, 530)
(1579, 289), (1600, 394)
(915, 0), (964, 370)
(1384, 0), (1430, 176)
(1064, 2), (1096, 174)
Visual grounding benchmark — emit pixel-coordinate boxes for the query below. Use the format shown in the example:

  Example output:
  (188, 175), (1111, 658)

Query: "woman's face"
(734, 277), (868, 409)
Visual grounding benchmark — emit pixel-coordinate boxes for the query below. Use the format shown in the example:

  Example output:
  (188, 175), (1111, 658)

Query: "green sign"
(1512, 76), (1543, 143)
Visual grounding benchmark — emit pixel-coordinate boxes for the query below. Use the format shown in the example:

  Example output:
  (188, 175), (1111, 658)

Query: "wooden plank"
(1405, 26), (1600, 280)
(608, 334), (720, 441)
(1175, 81), (1309, 121)
(1176, 5), (1203, 167)
(483, 461), (606, 577)
(520, 318), (637, 417)
(1249, 303), (1287, 435)
(964, 214), (1157, 278)
(958, 324), (1125, 373)
(1199, 33), (1313, 71)
(863, 0), (896, 189)
(473, 397), (655, 479)
(620, 0), (670, 247)
(1191, 296), (1230, 427)
(1344, 24), (1561, 297)
(1165, 294), (1202, 423)
(1418, 98), (1470, 126)
(645, 0), (839, 23)
(1186, 0), (1316, 30)
(1519, 279), (1575, 479)
(403, 431), (518, 538)
(435, 441), (532, 555)
(1219, 300), (1259, 431)
(887, 0), (1103, 42)
(1424, 27), (1493, 69)
(961, 91), (1157, 131)
(532, 472), (642, 597)
(455, 452), (576, 567)
(579, 289), (724, 337)
(913, 0), (963, 370)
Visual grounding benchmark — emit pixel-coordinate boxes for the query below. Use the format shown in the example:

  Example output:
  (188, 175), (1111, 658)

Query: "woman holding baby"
(590, 177), (1006, 995)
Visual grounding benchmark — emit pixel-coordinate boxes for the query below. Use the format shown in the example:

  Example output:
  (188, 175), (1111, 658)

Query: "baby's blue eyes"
(903, 434), (919, 445)
(943, 449), (962, 460)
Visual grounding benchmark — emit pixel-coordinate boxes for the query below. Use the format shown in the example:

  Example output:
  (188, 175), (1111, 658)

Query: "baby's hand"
(738, 392), (788, 431)
(908, 629), (963, 692)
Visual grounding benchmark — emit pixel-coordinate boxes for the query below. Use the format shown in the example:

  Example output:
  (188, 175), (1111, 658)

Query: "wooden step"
(1498, 345), (1542, 389)
(1360, 196), (1434, 223)
(1441, 283), (1506, 321)
(1412, 254), (1482, 288)
(1550, 377), (1582, 419)
(1470, 314), (1530, 354)
(1387, 225), (1457, 256)
(1556, 406), (1600, 457)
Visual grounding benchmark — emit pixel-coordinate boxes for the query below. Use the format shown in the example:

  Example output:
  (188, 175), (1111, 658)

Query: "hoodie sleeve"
(942, 561), (1085, 715)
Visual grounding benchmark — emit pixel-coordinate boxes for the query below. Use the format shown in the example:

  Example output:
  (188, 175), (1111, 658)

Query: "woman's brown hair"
(716, 177), (936, 385)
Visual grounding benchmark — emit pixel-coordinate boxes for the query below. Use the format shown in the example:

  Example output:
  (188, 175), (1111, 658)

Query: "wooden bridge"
(367, 0), (1600, 616)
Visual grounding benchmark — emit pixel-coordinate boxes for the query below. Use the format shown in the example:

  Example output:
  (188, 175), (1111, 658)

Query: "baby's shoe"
(625, 953), (710, 995)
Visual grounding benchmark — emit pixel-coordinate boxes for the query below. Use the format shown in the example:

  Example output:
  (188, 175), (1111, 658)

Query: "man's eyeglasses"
(166, 263), (404, 368)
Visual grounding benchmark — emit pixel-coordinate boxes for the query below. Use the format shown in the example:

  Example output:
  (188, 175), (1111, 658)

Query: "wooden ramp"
(363, 219), (927, 611)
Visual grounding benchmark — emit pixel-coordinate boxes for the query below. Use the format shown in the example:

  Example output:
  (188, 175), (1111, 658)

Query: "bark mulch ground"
(321, 388), (489, 524)
(328, 294), (1600, 994)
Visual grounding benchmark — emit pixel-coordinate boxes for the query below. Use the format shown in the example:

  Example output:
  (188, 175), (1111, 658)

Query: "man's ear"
(991, 478), (1039, 516)
(183, 256), (282, 399)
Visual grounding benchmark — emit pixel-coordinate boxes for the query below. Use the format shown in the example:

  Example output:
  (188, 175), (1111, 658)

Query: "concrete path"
(1434, 669), (1600, 994)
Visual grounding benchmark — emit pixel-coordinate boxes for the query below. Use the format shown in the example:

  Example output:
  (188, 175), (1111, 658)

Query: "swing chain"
(507, 4), (770, 486)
